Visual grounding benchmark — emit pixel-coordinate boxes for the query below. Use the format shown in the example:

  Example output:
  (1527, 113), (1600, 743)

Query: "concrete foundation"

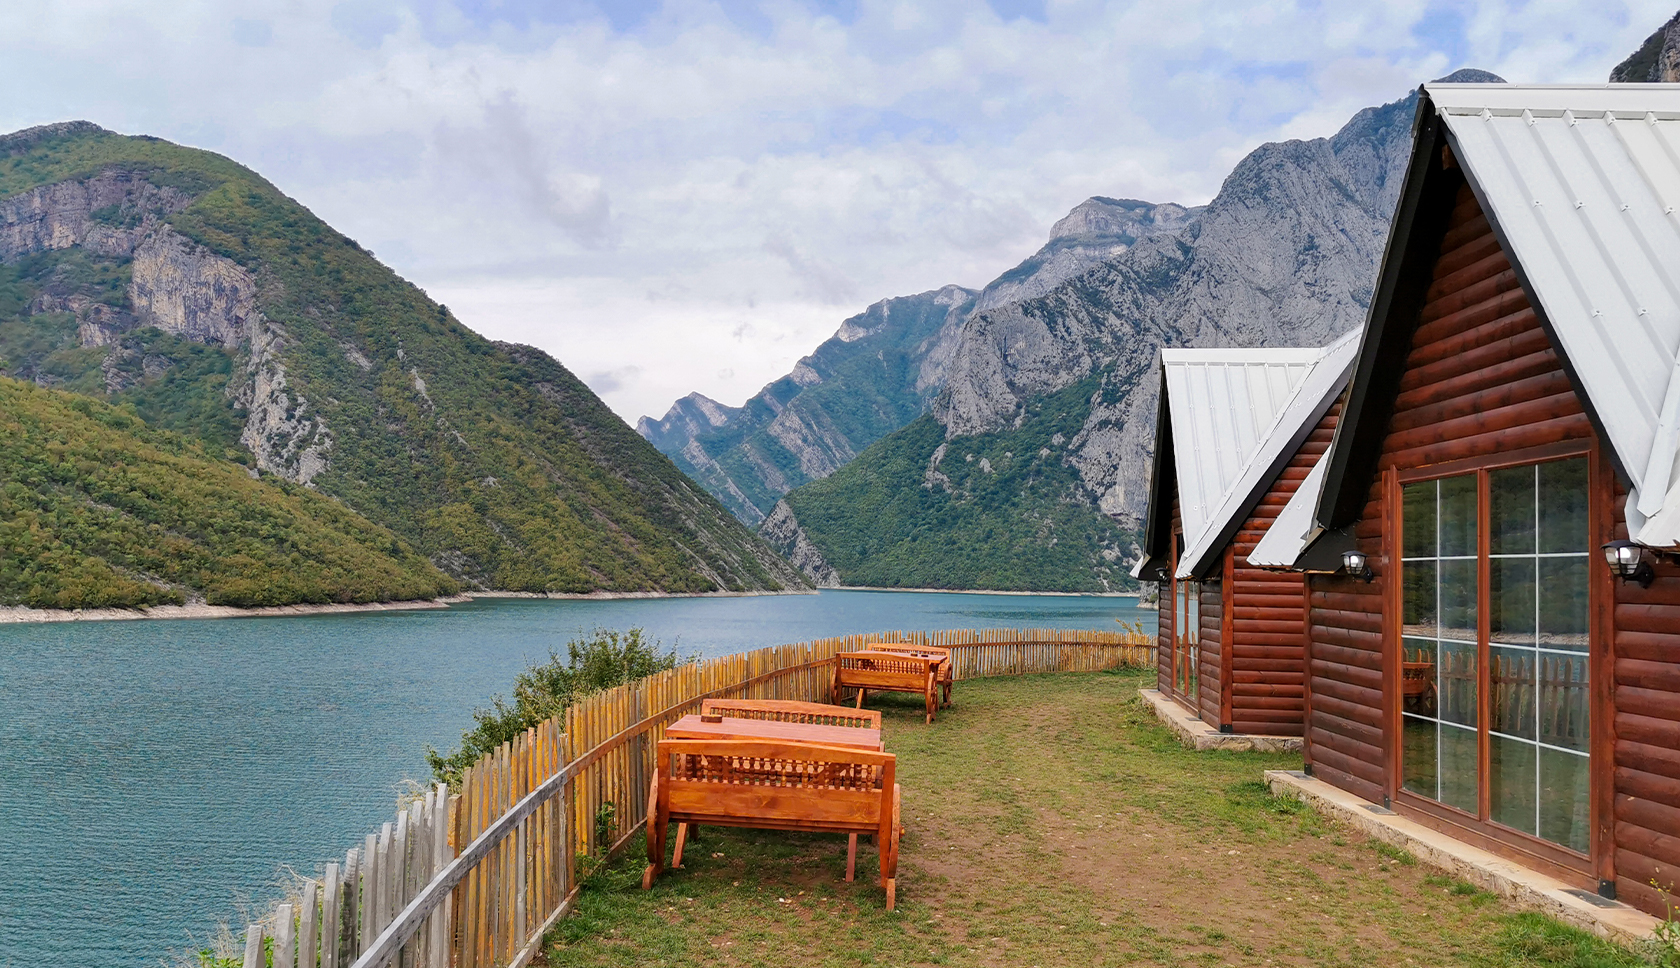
(1265, 769), (1661, 947)
(1138, 688), (1303, 752)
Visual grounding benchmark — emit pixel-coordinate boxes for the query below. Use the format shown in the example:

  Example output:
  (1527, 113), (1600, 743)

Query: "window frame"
(1385, 437), (1605, 878)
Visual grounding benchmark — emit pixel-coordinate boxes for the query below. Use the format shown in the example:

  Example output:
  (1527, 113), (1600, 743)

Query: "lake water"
(0, 590), (1155, 968)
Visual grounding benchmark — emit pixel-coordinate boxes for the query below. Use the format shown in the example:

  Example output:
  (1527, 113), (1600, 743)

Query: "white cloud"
(0, 0), (1672, 421)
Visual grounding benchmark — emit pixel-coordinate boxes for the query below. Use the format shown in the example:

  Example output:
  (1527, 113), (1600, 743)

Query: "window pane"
(1538, 557), (1589, 651)
(1404, 561), (1438, 638)
(1438, 639), (1479, 728)
(1538, 652), (1590, 753)
(1490, 465), (1536, 555)
(1439, 722), (1480, 813)
(1539, 748), (1590, 853)
(1404, 481), (1437, 558)
(1440, 474), (1478, 558)
(1490, 557), (1537, 645)
(1490, 733), (1538, 835)
(1538, 458), (1589, 554)
(1403, 637), (1439, 719)
(1439, 559), (1478, 644)
(1491, 646), (1537, 740)
(1402, 716), (1439, 800)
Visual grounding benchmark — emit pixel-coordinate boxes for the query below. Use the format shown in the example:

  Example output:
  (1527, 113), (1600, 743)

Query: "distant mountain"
(768, 73), (1500, 591)
(0, 122), (807, 599)
(638, 197), (1198, 524)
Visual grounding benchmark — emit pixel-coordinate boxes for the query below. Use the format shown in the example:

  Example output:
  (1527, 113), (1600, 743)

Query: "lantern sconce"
(1341, 549), (1374, 582)
(1602, 539), (1656, 588)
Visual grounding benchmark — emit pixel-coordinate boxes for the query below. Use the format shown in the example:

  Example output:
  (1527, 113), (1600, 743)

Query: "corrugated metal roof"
(1163, 348), (1319, 554)
(1175, 331), (1359, 578)
(1248, 448), (1329, 569)
(1429, 82), (1680, 545)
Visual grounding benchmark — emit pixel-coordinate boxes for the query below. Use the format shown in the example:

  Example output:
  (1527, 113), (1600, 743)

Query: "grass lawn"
(539, 668), (1661, 967)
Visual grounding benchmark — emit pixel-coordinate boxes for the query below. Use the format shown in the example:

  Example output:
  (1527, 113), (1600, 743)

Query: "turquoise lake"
(0, 590), (1156, 967)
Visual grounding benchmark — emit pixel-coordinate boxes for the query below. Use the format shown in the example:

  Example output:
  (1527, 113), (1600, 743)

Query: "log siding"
(1306, 179), (1610, 888)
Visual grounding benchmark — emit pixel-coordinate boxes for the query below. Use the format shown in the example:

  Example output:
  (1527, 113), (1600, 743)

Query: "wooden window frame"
(1384, 437), (1604, 886)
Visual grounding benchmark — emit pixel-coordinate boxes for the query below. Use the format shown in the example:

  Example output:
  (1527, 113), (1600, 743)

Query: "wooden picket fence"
(237, 627), (1151, 968)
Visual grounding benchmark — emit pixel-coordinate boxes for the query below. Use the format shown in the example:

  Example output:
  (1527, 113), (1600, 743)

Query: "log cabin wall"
(1199, 574), (1224, 727)
(1226, 402), (1342, 736)
(1307, 178), (1604, 880)
(1609, 483), (1680, 914)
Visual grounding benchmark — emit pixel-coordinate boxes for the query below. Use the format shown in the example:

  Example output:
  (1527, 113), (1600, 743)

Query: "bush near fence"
(237, 627), (1152, 968)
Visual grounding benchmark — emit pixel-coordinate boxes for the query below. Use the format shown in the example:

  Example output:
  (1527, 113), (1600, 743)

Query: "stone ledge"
(1265, 769), (1661, 947)
(1139, 688), (1303, 752)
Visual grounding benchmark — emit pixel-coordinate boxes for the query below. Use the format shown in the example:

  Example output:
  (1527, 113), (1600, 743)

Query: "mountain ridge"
(0, 122), (808, 602)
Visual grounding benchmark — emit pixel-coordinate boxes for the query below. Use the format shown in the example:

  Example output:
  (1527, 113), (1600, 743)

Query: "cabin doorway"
(1396, 452), (1592, 860)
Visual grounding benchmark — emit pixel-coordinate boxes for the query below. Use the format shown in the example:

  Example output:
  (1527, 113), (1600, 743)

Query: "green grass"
(541, 669), (1653, 968)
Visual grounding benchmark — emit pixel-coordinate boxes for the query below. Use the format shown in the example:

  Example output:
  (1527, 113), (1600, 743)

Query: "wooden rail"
(238, 627), (1151, 968)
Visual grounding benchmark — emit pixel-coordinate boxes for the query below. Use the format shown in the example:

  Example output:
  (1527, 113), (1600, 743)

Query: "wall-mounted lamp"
(1341, 549), (1374, 582)
(1602, 539), (1655, 588)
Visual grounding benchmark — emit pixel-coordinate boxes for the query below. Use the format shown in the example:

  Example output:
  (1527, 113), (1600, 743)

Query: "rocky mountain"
(638, 197), (1199, 525)
(1611, 9), (1680, 81)
(0, 122), (807, 599)
(768, 73), (1498, 591)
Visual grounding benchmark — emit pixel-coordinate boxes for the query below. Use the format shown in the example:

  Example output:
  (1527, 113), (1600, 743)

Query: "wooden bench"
(642, 738), (902, 909)
(868, 645), (953, 707)
(700, 698), (882, 729)
(685, 700), (884, 865)
(832, 651), (942, 724)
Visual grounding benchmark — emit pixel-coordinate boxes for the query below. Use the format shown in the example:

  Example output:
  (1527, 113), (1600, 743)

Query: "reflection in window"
(1401, 457), (1591, 855)
(1400, 474), (1479, 814)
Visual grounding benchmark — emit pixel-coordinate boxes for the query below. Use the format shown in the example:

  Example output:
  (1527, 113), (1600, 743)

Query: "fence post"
(242, 924), (265, 968)
(274, 903), (295, 968)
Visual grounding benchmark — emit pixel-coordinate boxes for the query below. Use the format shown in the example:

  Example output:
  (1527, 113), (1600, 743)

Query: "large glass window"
(1401, 473), (1479, 814)
(1399, 456), (1591, 854)
(1174, 578), (1200, 703)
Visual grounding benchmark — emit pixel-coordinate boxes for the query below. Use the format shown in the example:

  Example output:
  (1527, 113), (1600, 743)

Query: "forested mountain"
(0, 122), (807, 604)
(763, 74), (1492, 592)
(638, 197), (1199, 524)
(0, 377), (456, 609)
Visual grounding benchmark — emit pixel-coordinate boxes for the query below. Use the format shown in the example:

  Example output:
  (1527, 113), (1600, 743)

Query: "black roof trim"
(1317, 87), (1632, 530)
(1139, 360), (1176, 562)
(1318, 89), (1455, 527)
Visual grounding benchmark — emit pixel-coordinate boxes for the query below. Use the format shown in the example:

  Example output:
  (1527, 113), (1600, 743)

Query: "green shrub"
(426, 629), (687, 787)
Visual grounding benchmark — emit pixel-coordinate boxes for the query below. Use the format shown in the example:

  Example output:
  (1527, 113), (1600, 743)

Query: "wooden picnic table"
(869, 644), (954, 707)
(666, 713), (882, 751)
(832, 650), (943, 723)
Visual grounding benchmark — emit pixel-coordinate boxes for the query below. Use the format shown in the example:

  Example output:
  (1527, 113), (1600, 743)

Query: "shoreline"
(0, 585), (1144, 625)
(835, 586), (1140, 598)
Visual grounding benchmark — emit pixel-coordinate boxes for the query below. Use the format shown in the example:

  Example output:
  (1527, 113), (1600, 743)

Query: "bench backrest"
(656, 738), (894, 829)
(700, 698), (881, 729)
(835, 651), (939, 686)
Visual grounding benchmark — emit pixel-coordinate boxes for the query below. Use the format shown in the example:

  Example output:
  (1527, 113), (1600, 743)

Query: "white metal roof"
(1429, 82), (1680, 546)
(1175, 331), (1360, 578)
(1247, 448), (1330, 569)
(1164, 348), (1318, 557)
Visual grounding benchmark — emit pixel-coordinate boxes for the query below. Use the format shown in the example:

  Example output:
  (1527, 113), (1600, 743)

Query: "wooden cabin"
(1272, 82), (1680, 916)
(1133, 335), (1357, 737)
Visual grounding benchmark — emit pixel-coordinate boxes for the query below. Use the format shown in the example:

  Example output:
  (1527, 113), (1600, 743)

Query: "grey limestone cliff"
(0, 163), (330, 483)
(758, 500), (841, 587)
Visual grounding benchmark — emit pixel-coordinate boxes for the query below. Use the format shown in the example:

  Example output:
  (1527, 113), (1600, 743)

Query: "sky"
(1, 1), (1671, 424)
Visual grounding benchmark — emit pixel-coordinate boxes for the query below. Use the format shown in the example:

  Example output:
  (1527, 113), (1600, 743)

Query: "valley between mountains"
(639, 72), (1506, 592)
